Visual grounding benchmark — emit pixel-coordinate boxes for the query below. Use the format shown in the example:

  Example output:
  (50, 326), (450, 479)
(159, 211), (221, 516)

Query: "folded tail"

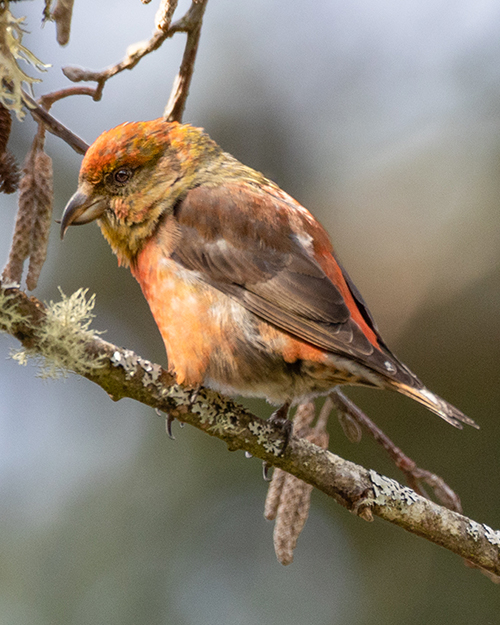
(395, 383), (478, 430)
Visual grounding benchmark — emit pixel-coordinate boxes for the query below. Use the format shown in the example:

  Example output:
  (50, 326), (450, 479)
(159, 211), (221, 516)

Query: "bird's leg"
(329, 389), (463, 512)
(268, 401), (293, 455)
(260, 402), (292, 479)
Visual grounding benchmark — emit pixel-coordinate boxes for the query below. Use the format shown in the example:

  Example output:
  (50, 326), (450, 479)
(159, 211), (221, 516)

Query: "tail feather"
(396, 384), (478, 430)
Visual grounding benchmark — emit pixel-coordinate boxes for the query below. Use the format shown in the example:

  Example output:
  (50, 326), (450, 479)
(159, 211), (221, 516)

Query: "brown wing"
(169, 182), (418, 385)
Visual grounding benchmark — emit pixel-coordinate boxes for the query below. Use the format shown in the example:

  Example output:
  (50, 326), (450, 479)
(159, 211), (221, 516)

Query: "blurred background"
(1, 0), (500, 623)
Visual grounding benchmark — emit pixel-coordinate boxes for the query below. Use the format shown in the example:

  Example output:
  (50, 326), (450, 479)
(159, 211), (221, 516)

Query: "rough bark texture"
(1, 283), (499, 578)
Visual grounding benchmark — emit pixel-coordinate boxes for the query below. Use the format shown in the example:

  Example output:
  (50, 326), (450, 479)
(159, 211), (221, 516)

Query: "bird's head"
(61, 118), (222, 266)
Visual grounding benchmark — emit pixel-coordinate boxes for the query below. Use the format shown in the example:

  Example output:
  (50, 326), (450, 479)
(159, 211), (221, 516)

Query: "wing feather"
(169, 182), (417, 384)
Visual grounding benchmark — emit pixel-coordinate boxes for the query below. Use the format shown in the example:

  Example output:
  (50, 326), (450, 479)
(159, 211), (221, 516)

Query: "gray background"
(1, 1), (499, 623)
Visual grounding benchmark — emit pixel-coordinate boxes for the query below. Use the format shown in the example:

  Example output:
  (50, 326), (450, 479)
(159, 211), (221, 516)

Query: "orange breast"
(132, 239), (233, 386)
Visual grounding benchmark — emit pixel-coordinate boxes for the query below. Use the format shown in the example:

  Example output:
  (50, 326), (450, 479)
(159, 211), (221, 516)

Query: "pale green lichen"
(110, 349), (162, 386)
(209, 413), (244, 436)
(0, 3), (50, 120)
(369, 469), (420, 506)
(467, 520), (482, 542)
(248, 421), (274, 445)
(10, 287), (105, 378)
(483, 524), (500, 548)
(0, 287), (27, 333)
(192, 391), (220, 426)
(164, 383), (193, 404)
(248, 420), (284, 455)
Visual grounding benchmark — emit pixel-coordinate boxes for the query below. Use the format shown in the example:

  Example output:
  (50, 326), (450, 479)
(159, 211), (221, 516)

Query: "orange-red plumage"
(61, 118), (477, 430)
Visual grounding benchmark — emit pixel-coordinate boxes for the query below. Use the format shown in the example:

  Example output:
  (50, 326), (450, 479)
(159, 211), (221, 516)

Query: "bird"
(60, 118), (478, 435)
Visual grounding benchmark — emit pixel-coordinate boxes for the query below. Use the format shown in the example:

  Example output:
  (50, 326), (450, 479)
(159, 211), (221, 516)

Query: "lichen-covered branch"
(0, 4), (49, 120)
(0, 282), (499, 579)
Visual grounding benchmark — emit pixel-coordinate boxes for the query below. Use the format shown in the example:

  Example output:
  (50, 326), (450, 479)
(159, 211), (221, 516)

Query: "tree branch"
(163, 0), (209, 122)
(21, 90), (89, 155)
(1, 282), (499, 578)
(61, 0), (204, 106)
(19, 0), (209, 154)
(330, 389), (464, 512)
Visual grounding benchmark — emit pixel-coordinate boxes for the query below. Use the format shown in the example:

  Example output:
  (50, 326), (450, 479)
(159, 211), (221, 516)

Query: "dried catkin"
(51, 0), (75, 46)
(337, 406), (363, 443)
(0, 104), (19, 194)
(264, 401), (331, 565)
(0, 151), (20, 194)
(2, 151), (36, 284)
(0, 104), (12, 155)
(26, 150), (53, 290)
(272, 473), (314, 565)
(3, 126), (54, 289)
(264, 468), (287, 521)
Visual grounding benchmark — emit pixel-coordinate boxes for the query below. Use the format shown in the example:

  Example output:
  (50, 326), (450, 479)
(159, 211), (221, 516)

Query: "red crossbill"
(61, 118), (477, 432)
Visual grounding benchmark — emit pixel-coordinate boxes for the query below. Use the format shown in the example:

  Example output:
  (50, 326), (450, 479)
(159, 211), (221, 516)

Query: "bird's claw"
(268, 401), (292, 456)
(165, 413), (176, 440)
(156, 386), (200, 441)
(262, 461), (272, 481)
(156, 408), (176, 440)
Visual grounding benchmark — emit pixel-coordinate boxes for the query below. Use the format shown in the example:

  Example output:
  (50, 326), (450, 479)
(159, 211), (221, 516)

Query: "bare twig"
(19, 2), (208, 154)
(0, 283), (498, 579)
(265, 401), (331, 565)
(330, 389), (463, 512)
(61, 0), (207, 118)
(21, 90), (89, 155)
(62, 0), (188, 102)
(155, 0), (178, 31)
(38, 86), (98, 111)
(164, 0), (209, 122)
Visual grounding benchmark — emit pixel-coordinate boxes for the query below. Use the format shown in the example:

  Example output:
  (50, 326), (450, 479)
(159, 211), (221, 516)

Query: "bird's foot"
(262, 461), (272, 481)
(156, 385), (200, 441)
(268, 401), (293, 456)
(258, 403), (292, 479)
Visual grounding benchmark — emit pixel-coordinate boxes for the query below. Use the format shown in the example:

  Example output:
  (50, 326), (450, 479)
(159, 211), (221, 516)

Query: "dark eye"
(113, 167), (133, 185)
